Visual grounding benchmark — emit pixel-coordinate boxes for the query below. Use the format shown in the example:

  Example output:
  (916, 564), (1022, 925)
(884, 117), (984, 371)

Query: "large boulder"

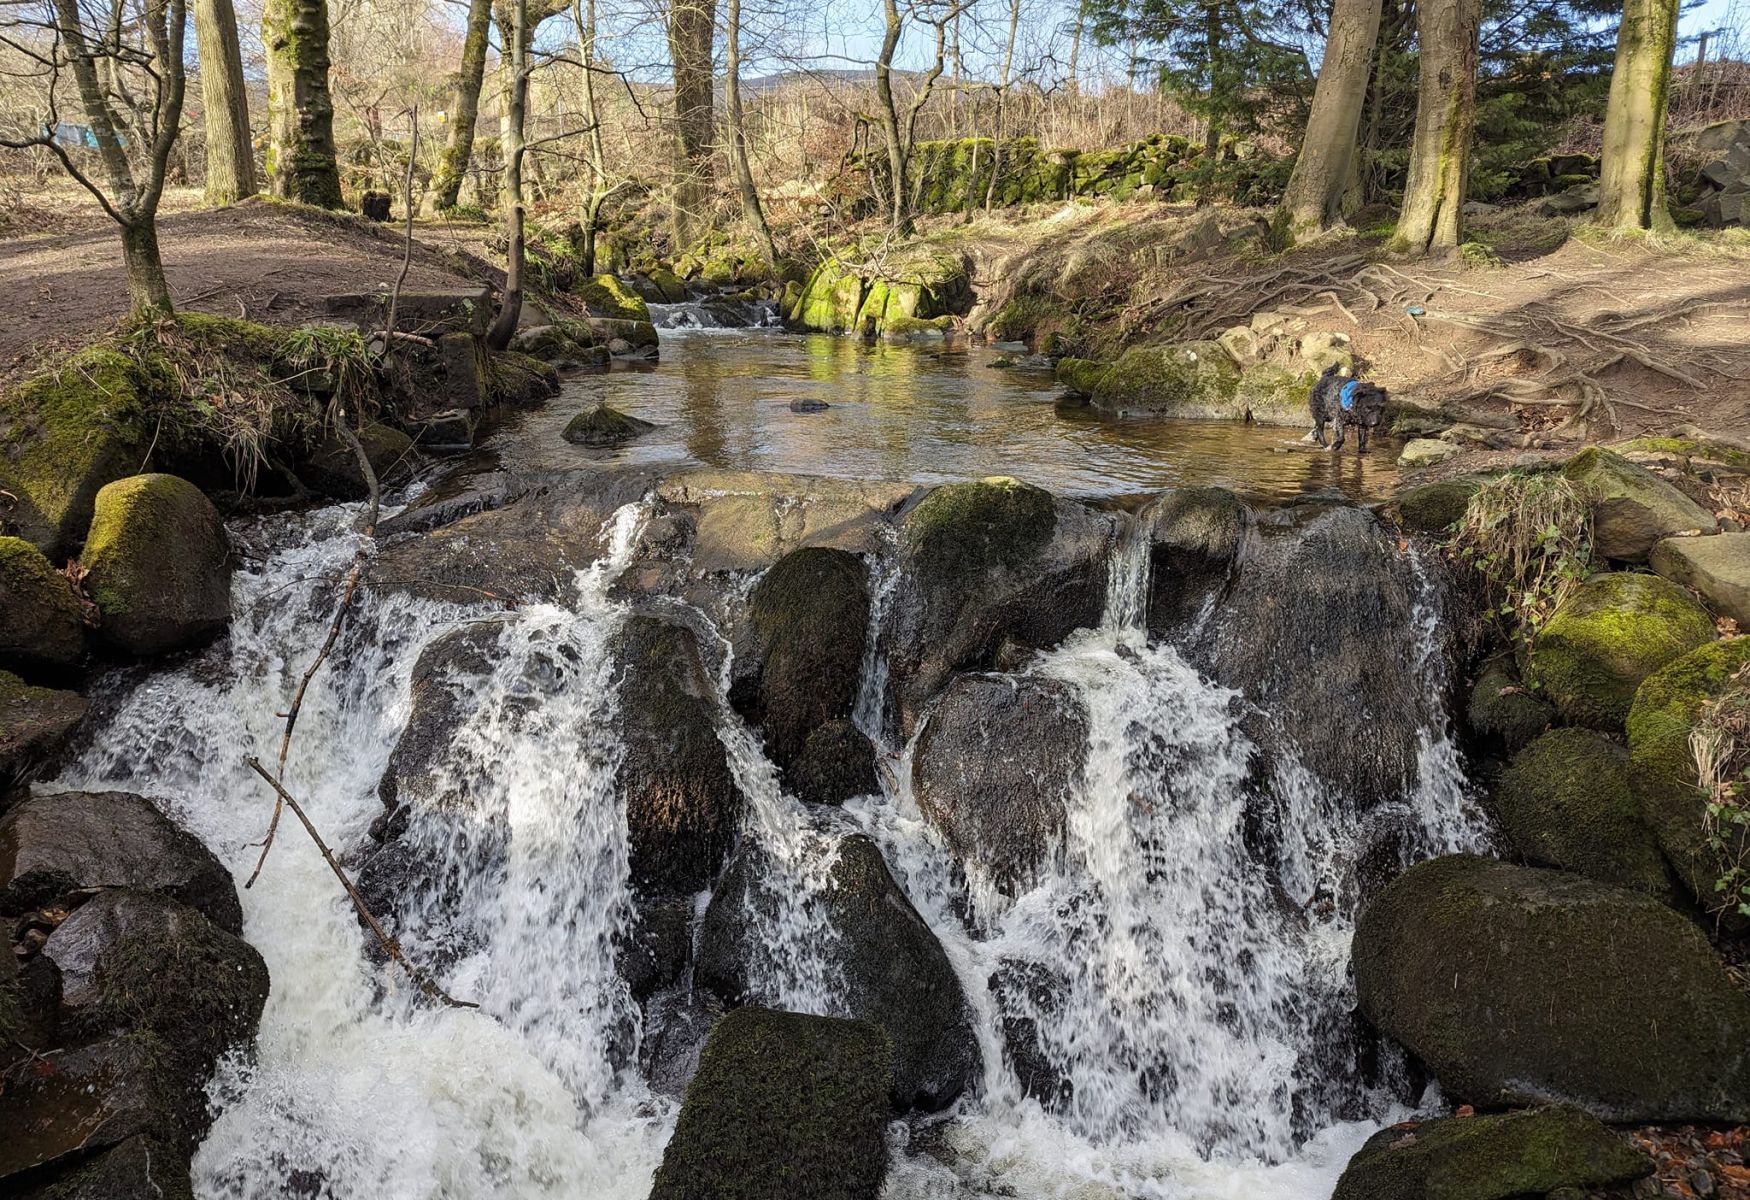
(81, 474), (232, 657)
(729, 547), (870, 770)
(1143, 486), (1249, 635)
(1491, 729), (1675, 900)
(912, 674), (1087, 893)
(1626, 637), (1750, 922)
(0, 536), (86, 677)
(1563, 447), (1718, 562)
(785, 719), (879, 807)
(0, 1038), (189, 1184)
(1056, 342), (1242, 420)
(1464, 655), (1551, 756)
(0, 670), (87, 793)
(562, 405), (656, 447)
(1331, 1107), (1651, 1200)
(0, 791), (243, 934)
(884, 478), (1111, 733)
(696, 834), (980, 1111)
(1526, 572), (1715, 730)
(1650, 532), (1750, 627)
(1354, 855), (1750, 1121)
(1394, 478), (1482, 535)
(648, 1008), (891, 1200)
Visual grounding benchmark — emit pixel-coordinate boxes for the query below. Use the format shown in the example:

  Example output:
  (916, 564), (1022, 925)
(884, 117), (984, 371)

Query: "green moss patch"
(573, 274), (652, 323)
(1079, 342), (1241, 419)
(901, 477), (1056, 582)
(0, 536), (87, 678)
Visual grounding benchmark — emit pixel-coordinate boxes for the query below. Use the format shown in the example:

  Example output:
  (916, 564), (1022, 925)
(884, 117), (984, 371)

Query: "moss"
(1232, 363), (1317, 426)
(1466, 654), (1552, 755)
(1493, 727), (1676, 899)
(882, 314), (952, 339)
(1563, 446), (1718, 562)
(573, 273), (652, 323)
(1613, 436), (1750, 472)
(1331, 1107), (1651, 1200)
(1397, 479), (1483, 535)
(902, 477), (1057, 582)
(1055, 357), (1112, 397)
(0, 535), (87, 676)
(1527, 572), (1716, 730)
(80, 474), (231, 656)
(562, 404), (656, 447)
(650, 266), (688, 304)
(1083, 342), (1242, 419)
(486, 351), (560, 405)
(793, 261), (866, 333)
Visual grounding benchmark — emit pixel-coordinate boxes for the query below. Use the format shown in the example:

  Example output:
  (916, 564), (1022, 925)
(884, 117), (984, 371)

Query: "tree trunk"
(487, 0), (526, 350)
(262, 0), (344, 207)
(120, 220), (173, 313)
(666, 0), (717, 244)
(194, 0), (256, 205)
(1595, 0), (1678, 230)
(430, 0), (493, 212)
(984, 0), (1023, 214)
(1278, 0), (1382, 237)
(1391, 0), (1478, 255)
(724, 0), (776, 263)
(873, 0), (910, 234)
(574, 0), (608, 274)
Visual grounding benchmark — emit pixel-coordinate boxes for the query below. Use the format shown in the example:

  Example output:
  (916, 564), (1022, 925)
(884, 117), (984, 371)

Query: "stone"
(912, 674), (1087, 893)
(1399, 438), (1461, 469)
(81, 474), (232, 657)
(0, 790), (243, 933)
(1539, 184), (1600, 216)
(639, 990), (726, 1099)
(8, 1133), (196, 1200)
(0, 670), (87, 793)
(486, 350), (562, 403)
(1396, 479), (1481, 535)
(0, 1038), (174, 1180)
(697, 835), (980, 1111)
(298, 423), (415, 501)
(0, 536), (86, 677)
(1563, 447), (1718, 562)
(648, 1008), (891, 1200)
(786, 719), (880, 806)
(1354, 855), (1750, 1121)
(1062, 342), (1243, 420)
(1527, 571), (1715, 730)
(789, 398), (830, 413)
(562, 405), (657, 448)
(1465, 655), (1552, 756)
(1650, 533), (1750, 627)
(1144, 486), (1249, 635)
(575, 274), (653, 323)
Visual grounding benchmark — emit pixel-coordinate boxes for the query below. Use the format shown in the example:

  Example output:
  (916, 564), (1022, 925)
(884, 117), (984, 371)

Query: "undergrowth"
(1450, 471), (1596, 656)
(1693, 662), (1750, 921)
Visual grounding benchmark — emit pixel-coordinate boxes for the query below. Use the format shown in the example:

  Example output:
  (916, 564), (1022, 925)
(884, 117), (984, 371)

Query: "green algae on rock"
(81, 474), (232, 658)
(0, 537), (87, 677)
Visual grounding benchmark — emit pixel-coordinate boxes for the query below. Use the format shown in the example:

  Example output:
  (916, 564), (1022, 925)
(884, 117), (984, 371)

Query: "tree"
(666, 0), (716, 243)
(1594, 0), (1677, 230)
(873, 0), (955, 235)
(1278, 0), (1383, 237)
(195, 0), (257, 204)
(486, 0), (527, 349)
(572, 0), (612, 273)
(1391, 0), (1480, 255)
(428, 0), (494, 212)
(0, 0), (188, 312)
(263, 0), (345, 207)
(724, 0), (776, 262)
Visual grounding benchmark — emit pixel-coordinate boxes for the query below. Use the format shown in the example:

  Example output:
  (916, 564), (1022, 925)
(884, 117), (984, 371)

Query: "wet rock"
(1354, 855), (1750, 1121)
(1394, 478), (1481, 535)
(0, 535), (86, 678)
(612, 615), (743, 893)
(1526, 572), (1715, 731)
(656, 470), (912, 577)
(1144, 486), (1250, 635)
(1331, 1106), (1652, 1200)
(81, 474), (232, 657)
(1650, 533), (1750, 627)
(576, 274), (653, 323)
(789, 398), (830, 413)
(0, 670), (87, 793)
(563, 405), (657, 447)
(373, 620), (503, 820)
(1626, 638), (1750, 925)
(617, 892), (694, 1003)
(884, 478), (1111, 733)
(649, 1007), (891, 1200)
(990, 959), (1074, 1109)
(912, 674), (1086, 893)
(0, 791), (243, 934)
(697, 835), (980, 1111)
(1492, 729), (1675, 900)
(0, 1038), (179, 1180)
(297, 422), (415, 501)
(1464, 655), (1551, 756)
(1398, 438), (1461, 469)
(374, 469), (531, 538)
(1563, 447), (1719, 562)
(640, 989), (725, 1099)
(730, 547), (869, 770)
(787, 719), (879, 806)
(9, 1133), (197, 1200)
(486, 350), (562, 404)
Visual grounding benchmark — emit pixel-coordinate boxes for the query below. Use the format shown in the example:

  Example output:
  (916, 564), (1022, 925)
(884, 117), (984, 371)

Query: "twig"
(245, 758), (477, 1010)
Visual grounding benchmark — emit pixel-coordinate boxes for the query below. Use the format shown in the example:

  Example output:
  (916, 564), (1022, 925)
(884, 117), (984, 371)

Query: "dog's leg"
(1331, 416), (1345, 452)
(1357, 426), (1369, 455)
(1313, 416), (1327, 447)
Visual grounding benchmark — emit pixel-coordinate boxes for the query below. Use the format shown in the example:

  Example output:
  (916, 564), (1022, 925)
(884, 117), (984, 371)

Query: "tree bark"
(195, 0), (257, 205)
(984, 0), (1023, 213)
(1595, 0), (1678, 230)
(429, 0), (493, 212)
(122, 219), (175, 313)
(724, 0), (776, 263)
(262, 0), (344, 207)
(666, 0), (717, 244)
(1278, 0), (1382, 237)
(1391, 0), (1478, 255)
(574, 0), (608, 274)
(873, 0), (910, 233)
(486, 0), (526, 350)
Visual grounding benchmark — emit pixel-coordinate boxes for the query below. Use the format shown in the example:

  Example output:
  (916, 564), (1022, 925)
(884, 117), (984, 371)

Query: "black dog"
(1309, 363), (1388, 454)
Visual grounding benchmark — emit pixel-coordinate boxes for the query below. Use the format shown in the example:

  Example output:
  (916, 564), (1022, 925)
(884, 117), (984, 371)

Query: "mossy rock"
(1563, 447), (1718, 562)
(1626, 638), (1750, 924)
(650, 267), (688, 304)
(1145, 486), (1250, 635)
(901, 476), (1056, 582)
(648, 1007), (891, 1200)
(81, 475), (232, 658)
(1232, 363), (1317, 426)
(1493, 728), (1676, 899)
(792, 261), (866, 333)
(882, 314), (952, 341)
(1331, 1107), (1651, 1200)
(562, 405), (656, 448)
(0, 669), (87, 793)
(1465, 655), (1551, 755)
(1054, 357), (1111, 397)
(786, 719), (879, 806)
(1613, 435), (1750, 474)
(0, 536), (86, 678)
(1396, 479), (1482, 535)
(297, 422), (415, 501)
(1527, 572), (1715, 730)
(573, 274), (652, 323)
(1354, 854), (1750, 1120)
(486, 350), (562, 405)
(1079, 342), (1242, 419)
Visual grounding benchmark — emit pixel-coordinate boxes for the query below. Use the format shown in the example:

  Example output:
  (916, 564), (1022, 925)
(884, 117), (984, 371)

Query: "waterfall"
(648, 298), (781, 331)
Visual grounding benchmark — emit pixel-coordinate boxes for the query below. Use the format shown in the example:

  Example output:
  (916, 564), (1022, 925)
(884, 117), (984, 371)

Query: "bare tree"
(874, 0), (956, 235)
(195, 0), (257, 204)
(263, 0), (345, 206)
(1278, 0), (1382, 238)
(666, 0), (715, 243)
(1595, 0), (1678, 230)
(0, 0), (188, 312)
(428, 0), (494, 212)
(1390, 0), (1478, 255)
(983, 0), (1021, 213)
(724, 0), (776, 261)
(486, 0), (526, 349)
(572, 0), (612, 272)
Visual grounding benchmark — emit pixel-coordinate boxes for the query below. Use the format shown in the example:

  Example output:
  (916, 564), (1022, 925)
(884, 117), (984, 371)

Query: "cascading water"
(648, 297), (781, 331)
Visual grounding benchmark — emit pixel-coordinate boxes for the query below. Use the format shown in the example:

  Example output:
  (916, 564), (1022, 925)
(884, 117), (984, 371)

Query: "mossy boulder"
(792, 260), (866, 333)
(650, 267), (688, 304)
(1354, 854), (1750, 1121)
(1465, 655), (1551, 756)
(1331, 1107), (1651, 1200)
(1144, 486), (1250, 635)
(1231, 362), (1318, 426)
(1626, 637), (1750, 923)
(1651, 532), (1750, 628)
(81, 475), (232, 658)
(1563, 447), (1718, 562)
(649, 1007), (891, 1200)
(574, 273), (652, 323)
(0, 347), (166, 558)
(1054, 357), (1111, 397)
(0, 669), (88, 793)
(298, 422), (415, 501)
(562, 405), (657, 448)
(0, 536), (86, 677)
(1075, 342), (1243, 420)
(729, 548), (870, 771)
(1396, 479), (1482, 535)
(485, 350), (562, 404)
(1526, 572), (1715, 730)
(1492, 728), (1676, 899)
(1614, 435), (1750, 474)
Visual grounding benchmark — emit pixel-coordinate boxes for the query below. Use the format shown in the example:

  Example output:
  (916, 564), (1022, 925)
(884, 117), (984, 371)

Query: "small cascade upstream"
(648, 296), (781, 330)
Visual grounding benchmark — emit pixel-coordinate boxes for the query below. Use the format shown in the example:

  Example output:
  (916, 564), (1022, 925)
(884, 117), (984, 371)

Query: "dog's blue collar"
(1339, 379), (1360, 411)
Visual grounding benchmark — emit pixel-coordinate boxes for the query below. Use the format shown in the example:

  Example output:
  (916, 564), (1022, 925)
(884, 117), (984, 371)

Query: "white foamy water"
(40, 490), (1483, 1200)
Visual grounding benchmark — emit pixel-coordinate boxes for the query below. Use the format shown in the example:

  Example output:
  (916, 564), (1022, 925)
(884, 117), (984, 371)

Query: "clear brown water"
(487, 328), (1404, 502)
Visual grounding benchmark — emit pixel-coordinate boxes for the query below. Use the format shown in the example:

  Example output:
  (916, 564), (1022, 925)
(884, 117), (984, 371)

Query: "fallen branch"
(245, 758), (476, 1010)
